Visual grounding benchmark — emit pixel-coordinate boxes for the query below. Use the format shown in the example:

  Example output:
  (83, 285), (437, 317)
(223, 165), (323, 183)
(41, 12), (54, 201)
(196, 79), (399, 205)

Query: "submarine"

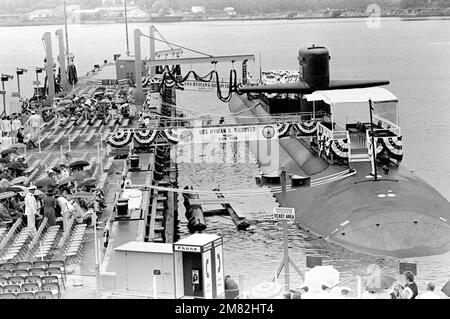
(229, 45), (450, 258)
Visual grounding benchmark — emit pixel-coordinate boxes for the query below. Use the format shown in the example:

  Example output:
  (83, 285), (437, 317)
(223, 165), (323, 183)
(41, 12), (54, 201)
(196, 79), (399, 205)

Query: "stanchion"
(93, 212), (101, 299)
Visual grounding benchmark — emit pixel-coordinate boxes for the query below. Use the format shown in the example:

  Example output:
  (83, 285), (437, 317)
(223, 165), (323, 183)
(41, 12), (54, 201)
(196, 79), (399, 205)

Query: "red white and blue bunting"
(330, 138), (349, 159)
(134, 129), (158, 145)
(277, 123), (292, 138)
(162, 128), (179, 144)
(293, 121), (318, 136)
(368, 136), (403, 161)
(106, 130), (133, 148)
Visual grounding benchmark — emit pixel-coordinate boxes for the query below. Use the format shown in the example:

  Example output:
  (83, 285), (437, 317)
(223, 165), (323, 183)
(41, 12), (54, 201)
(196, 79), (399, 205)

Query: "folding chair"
(15, 261), (33, 269)
(0, 262), (16, 270)
(32, 261), (49, 269)
(41, 282), (60, 299)
(29, 267), (46, 277)
(24, 275), (42, 285)
(0, 276), (8, 286)
(0, 292), (16, 299)
(7, 276), (25, 286)
(0, 270), (12, 278)
(21, 283), (40, 292)
(3, 284), (21, 293)
(35, 290), (53, 299)
(48, 260), (66, 281)
(12, 269), (29, 277)
(46, 267), (65, 288)
(16, 292), (35, 299)
(41, 275), (59, 284)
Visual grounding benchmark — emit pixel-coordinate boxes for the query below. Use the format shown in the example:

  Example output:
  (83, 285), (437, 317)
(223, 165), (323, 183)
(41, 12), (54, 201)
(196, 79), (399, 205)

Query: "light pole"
(35, 67), (44, 99)
(16, 68), (28, 98)
(1, 74), (14, 116)
(124, 0), (130, 56)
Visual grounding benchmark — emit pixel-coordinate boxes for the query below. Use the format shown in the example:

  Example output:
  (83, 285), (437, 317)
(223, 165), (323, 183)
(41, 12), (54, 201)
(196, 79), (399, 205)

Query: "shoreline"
(1, 14), (450, 28)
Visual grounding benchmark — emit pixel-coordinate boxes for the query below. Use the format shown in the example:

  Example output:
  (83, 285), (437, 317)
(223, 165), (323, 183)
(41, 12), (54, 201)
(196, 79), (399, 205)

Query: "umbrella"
(69, 159), (89, 168)
(35, 177), (57, 188)
(1, 148), (17, 155)
(11, 176), (27, 185)
(58, 176), (74, 186)
(0, 191), (16, 200)
(71, 171), (87, 182)
(5, 186), (28, 193)
(10, 143), (26, 149)
(6, 162), (26, 171)
(304, 265), (340, 294)
(79, 178), (98, 188)
(70, 191), (95, 199)
(247, 282), (284, 299)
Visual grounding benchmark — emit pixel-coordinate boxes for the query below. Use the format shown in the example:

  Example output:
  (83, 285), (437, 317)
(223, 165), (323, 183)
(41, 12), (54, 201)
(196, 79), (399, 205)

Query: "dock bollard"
(224, 275), (239, 299)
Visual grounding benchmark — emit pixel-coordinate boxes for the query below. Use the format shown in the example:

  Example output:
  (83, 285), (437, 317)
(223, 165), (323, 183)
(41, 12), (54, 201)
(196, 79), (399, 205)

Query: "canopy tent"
(304, 87), (398, 104)
(304, 88), (399, 130)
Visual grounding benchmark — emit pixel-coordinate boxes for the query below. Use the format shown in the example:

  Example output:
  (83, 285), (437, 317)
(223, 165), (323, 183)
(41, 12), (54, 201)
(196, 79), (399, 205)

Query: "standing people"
(43, 190), (58, 226)
(402, 271), (419, 299)
(418, 282), (440, 299)
(56, 191), (75, 231)
(11, 115), (22, 143)
(25, 110), (42, 144)
(24, 185), (38, 234)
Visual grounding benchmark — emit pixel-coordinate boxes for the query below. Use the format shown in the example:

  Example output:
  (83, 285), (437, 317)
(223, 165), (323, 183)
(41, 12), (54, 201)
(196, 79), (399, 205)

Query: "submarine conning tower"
(298, 45), (330, 89)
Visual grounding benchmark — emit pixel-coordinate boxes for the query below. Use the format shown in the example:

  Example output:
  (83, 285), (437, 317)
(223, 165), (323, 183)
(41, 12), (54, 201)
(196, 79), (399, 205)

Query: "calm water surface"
(1, 18), (449, 295)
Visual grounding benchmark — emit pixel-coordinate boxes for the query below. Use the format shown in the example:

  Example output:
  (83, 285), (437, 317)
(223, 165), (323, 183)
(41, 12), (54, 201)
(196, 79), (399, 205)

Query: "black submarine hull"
(229, 93), (450, 258)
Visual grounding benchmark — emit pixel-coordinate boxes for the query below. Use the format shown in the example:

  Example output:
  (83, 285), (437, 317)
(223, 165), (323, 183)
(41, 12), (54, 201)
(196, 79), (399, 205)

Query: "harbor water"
(1, 18), (450, 295)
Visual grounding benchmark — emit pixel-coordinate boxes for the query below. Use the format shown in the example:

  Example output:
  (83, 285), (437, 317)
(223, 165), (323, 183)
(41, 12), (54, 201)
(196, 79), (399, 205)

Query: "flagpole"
(63, 0), (70, 63)
(369, 99), (378, 181)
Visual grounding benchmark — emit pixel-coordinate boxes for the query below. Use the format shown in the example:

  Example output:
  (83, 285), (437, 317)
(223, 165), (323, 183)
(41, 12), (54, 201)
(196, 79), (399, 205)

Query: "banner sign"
(273, 207), (295, 220)
(182, 80), (230, 92)
(177, 124), (278, 144)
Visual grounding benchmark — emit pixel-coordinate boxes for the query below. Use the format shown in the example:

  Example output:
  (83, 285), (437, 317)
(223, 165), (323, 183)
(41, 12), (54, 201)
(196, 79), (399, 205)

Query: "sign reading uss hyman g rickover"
(273, 207), (296, 220)
(177, 124), (278, 144)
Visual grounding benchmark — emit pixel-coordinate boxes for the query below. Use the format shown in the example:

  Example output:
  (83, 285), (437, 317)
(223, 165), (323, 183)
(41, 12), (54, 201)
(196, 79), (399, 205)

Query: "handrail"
(0, 218), (22, 250)
(28, 217), (48, 252)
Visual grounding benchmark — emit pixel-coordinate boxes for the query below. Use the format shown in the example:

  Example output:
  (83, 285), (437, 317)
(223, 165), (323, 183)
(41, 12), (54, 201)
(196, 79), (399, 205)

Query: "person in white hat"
(24, 185), (38, 234)
(24, 110), (42, 143)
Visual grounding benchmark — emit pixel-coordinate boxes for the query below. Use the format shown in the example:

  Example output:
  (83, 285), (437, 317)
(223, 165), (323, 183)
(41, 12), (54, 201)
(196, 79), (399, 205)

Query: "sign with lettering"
(177, 124), (278, 145)
(273, 207), (295, 220)
(33, 81), (41, 86)
(11, 92), (20, 97)
(153, 269), (161, 275)
(0, 90), (5, 95)
(182, 80), (230, 92)
(174, 245), (201, 253)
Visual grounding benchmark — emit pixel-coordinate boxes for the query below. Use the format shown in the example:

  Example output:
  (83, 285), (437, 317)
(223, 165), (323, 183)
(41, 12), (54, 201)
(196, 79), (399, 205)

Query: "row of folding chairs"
(0, 290), (55, 299)
(0, 266), (65, 288)
(33, 225), (61, 260)
(62, 224), (87, 265)
(0, 259), (66, 273)
(0, 280), (60, 299)
(0, 227), (32, 263)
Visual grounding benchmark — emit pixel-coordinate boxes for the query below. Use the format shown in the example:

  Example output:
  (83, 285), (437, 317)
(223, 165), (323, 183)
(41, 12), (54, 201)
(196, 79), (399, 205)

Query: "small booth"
(173, 234), (225, 299)
(114, 241), (175, 298)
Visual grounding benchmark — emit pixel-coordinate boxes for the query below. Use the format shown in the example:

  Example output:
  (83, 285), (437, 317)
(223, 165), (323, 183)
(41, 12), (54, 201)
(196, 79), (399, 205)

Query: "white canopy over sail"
(304, 87), (398, 104)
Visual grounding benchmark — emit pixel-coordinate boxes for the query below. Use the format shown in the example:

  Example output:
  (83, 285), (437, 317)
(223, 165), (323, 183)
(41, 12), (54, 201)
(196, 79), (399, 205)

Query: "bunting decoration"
(277, 123), (292, 138)
(370, 136), (403, 161)
(106, 130), (133, 148)
(162, 128), (179, 144)
(134, 129), (158, 145)
(330, 138), (349, 160)
(293, 121), (318, 136)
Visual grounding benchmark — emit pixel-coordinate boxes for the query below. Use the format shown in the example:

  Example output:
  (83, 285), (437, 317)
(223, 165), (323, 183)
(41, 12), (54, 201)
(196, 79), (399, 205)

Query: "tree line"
(1, 0), (449, 14)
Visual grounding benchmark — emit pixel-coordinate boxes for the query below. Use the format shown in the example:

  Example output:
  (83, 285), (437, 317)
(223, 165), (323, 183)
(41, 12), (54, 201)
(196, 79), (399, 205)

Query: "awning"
(304, 87), (398, 104)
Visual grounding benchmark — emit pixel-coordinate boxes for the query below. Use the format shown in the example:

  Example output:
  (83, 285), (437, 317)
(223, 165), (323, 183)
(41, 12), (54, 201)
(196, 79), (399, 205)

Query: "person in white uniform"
(24, 185), (38, 233)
